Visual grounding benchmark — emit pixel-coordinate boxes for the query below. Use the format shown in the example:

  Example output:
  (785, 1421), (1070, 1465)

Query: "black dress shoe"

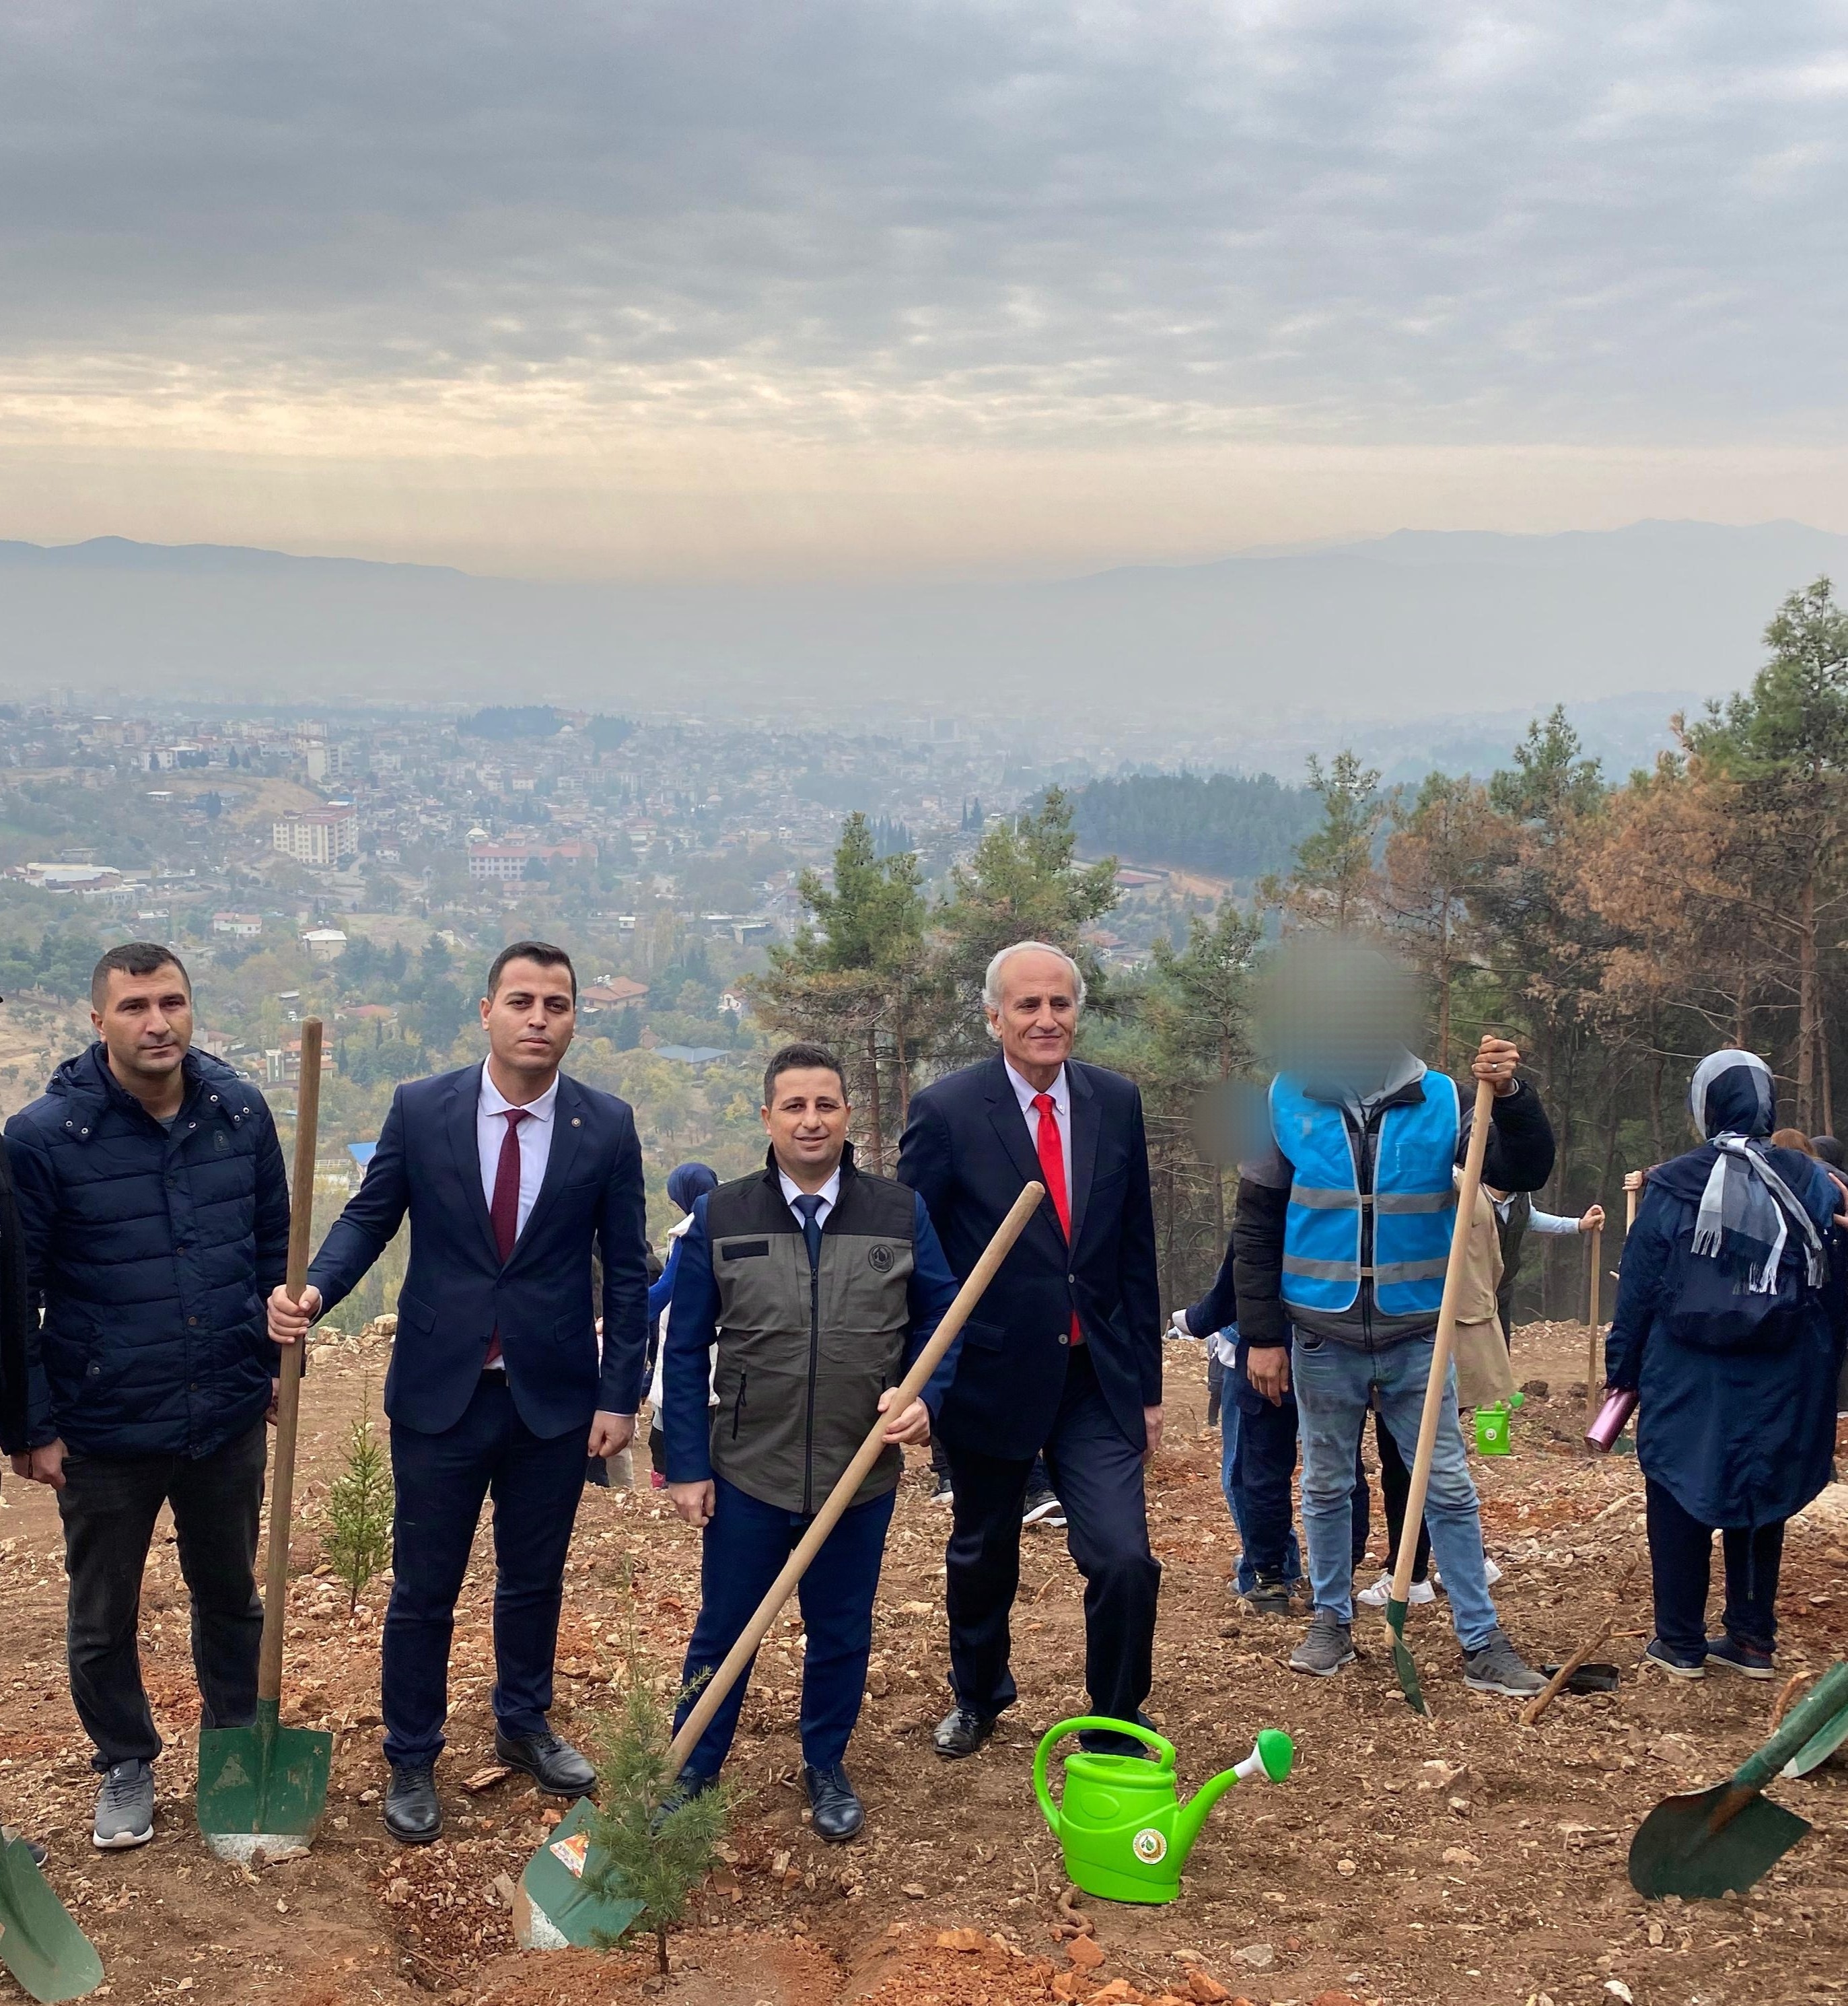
(495, 1729), (597, 1797)
(1077, 1710), (1160, 1758)
(803, 1763), (864, 1844)
(933, 1704), (998, 1759)
(384, 1763), (441, 1844)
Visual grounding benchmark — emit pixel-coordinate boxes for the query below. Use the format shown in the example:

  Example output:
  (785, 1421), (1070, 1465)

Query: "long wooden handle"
(1625, 1181), (1638, 1233)
(257, 1016), (322, 1707)
(666, 1178), (1045, 1779)
(1390, 1074), (1496, 1610)
(1585, 1222), (1603, 1420)
(1521, 1618), (1613, 1728)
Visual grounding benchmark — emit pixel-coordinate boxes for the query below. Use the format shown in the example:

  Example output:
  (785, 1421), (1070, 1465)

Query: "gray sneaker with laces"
(1460, 1628), (1546, 1697)
(1288, 1610), (1355, 1677)
(93, 1759), (155, 1851)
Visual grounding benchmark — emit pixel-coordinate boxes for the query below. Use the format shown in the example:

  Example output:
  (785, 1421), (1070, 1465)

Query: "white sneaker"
(1355, 1570), (1434, 1609)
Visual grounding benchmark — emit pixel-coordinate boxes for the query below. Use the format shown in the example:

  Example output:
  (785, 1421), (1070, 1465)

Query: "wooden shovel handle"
(258, 1017), (322, 1708)
(666, 1179), (1045, 1780)
(1390, 1074), (1496, 1610)
(1585, 1223), (1603, 1422)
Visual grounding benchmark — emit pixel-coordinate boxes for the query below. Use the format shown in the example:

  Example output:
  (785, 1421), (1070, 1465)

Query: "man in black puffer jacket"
(6, 944), (289, 1853)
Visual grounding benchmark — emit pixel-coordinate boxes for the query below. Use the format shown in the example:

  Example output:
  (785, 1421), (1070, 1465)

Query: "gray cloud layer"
(6, 1), (1848, 451)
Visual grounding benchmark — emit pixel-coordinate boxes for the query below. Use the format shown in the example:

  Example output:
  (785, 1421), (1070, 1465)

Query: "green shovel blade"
(195, 1698), (333, 1863)
(0, 1837), (104, 2003)
(1385, 1598), (1427, 1715)
(514, 1798), (645, 1951)
(1628, 1783), (1811, 1900)
(1781, 1702), (1848, 1780)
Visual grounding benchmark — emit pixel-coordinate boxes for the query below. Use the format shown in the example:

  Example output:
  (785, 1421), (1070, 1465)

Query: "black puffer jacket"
(5, 1045), (290, 1457)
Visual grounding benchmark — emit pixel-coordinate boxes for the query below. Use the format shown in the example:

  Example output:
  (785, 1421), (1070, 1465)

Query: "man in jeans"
(6, 944), (289, 1849)
(1232, 1029), (1555, 1694)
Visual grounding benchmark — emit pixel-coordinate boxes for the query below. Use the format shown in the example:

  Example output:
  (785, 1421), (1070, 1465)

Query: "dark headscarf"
(1688, 1050), (1826, 1292)
(666, 1161), (719, 1214)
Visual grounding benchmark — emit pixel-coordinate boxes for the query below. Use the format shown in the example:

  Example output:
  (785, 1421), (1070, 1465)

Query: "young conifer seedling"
(581, 1586), (733, 1976)
(324, 1385), (393, 1614)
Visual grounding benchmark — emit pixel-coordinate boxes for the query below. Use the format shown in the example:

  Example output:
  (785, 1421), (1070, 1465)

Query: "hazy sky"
(5, 1), (1848, 578)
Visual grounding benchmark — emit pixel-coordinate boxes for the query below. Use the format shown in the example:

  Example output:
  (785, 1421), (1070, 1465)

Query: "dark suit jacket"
(308, 1063), (649, 1441)
(897, 1053), (1160, 1458)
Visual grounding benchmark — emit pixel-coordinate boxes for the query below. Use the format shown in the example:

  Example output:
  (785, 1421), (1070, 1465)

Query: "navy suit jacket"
(897, 1053), (1160, 1459)
(308, 1064), (650, 1441)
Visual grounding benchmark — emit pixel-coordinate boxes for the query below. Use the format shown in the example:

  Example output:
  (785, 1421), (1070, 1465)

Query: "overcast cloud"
(3, 2), (1847, 574)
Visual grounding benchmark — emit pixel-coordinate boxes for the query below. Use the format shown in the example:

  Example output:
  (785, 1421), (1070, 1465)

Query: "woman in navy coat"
(1606, 1049), (1846, 1680)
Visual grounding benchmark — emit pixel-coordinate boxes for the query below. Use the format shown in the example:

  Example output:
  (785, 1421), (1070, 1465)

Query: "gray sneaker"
(1288, 1610), (1356, 1677)
(93, 1760), (155, 1851)
(1460, 1628), (1547, 1697)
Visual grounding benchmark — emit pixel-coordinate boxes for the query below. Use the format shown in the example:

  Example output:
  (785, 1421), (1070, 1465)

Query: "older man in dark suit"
(269, 940), (649, 1844)
(898, 941), (1161, 1759)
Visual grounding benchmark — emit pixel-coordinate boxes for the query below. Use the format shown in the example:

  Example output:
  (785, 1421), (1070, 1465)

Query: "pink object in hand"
(1586, 1388), (1638, 1453)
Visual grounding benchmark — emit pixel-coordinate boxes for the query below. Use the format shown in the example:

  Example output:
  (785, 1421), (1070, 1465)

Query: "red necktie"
(486, 1108), (527, 1364)
(1033, 1092), (1083, 1346)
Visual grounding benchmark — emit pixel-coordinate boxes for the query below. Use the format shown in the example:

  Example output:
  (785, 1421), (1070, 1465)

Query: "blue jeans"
(1219, 1389), (1302, 1591)
(1291, 1331), (1499, 1649)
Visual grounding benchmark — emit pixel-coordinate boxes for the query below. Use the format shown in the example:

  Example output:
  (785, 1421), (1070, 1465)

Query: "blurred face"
(988, 949), (1078, 1084)
(481, 957), (576, 1090)
(93, 964), (192, 1092)
(761, 1066), (850, 1184)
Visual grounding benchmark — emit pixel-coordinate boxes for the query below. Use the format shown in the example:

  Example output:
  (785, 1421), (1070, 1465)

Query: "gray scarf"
(1689, 1049), (1826, 1293)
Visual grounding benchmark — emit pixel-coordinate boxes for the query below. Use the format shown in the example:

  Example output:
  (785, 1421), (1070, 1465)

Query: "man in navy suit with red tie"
(268, 942), (649, 1843)
(898, 942), (1162, 1759)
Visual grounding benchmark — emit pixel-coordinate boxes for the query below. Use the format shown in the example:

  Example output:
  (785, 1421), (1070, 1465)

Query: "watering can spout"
(1172, 1730), (1295, 1864)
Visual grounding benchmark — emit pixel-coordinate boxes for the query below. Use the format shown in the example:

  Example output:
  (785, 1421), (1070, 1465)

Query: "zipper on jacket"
(802, 1259), (820, 1515)
(732, 1372), (747, 1440)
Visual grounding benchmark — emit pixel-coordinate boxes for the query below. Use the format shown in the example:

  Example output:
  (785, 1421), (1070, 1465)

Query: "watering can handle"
(1032, 1716), (1178, 1837)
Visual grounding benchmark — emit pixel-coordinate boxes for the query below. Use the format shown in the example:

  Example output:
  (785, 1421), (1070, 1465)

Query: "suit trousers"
(383, 1373), (586, 1768)
(675, 1474), (896, 1778)
(941, 1345), (1160, 1722)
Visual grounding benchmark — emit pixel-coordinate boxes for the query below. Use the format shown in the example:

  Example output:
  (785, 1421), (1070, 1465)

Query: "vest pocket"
(731, 1371), (748, 1439)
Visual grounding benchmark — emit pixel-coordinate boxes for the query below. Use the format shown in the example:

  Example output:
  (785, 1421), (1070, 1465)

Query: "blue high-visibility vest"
(1268, 1071), (1460, 1319)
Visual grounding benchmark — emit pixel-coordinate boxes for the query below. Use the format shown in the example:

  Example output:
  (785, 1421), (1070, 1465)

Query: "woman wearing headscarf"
(1605, 1049), (1847, 1679)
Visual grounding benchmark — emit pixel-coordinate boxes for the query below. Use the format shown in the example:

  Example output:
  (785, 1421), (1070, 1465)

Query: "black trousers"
(56, 1420), (266, 1771)
(941, 1346), (1159, 1722)
(1646, 1478), (1785, 1657)
(1374, 1412), (1433, 1585)
(383, 1374), (586, 1768)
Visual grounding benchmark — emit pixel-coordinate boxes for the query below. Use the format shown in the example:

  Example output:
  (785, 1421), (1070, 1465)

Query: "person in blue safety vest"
(1232, 1025), (1557, 1695)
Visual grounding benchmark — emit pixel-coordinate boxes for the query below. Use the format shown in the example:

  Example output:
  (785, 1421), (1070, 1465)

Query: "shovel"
(516, 1179), (1047, 1950)
(0, 1836), (103, 2002)
(195, 1018), (334, 1862)
(1384, 1072), (1497, 1715)
(1628, 1659), (1848, 1898)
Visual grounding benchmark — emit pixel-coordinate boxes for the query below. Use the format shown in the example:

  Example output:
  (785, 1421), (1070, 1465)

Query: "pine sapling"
(581, 1589), (732, 1976)
(324, 1390), (393, 1614)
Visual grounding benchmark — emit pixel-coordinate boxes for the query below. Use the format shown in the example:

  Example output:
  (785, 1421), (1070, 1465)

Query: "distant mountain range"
(3, 519), (1840, 737)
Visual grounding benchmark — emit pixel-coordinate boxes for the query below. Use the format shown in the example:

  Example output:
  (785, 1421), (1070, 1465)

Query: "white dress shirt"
(777, 1165), (843, 1229)
(477, 1062), (559, 1241)
(1005, 1058), (1073, 1216)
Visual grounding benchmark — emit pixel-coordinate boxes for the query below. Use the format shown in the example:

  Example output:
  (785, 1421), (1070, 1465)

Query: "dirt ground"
(1, 1323), (1844, 2006)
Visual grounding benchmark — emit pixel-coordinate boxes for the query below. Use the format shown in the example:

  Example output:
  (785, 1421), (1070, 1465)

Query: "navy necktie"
(793, 1193), (824, 1271)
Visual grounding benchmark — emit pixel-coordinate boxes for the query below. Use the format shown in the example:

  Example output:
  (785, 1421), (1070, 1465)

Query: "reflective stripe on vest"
(1269, 1071), (1461, 1317)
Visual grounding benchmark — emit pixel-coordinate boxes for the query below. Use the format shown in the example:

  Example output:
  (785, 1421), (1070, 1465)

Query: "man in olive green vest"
(662, 1042), (964, 1840)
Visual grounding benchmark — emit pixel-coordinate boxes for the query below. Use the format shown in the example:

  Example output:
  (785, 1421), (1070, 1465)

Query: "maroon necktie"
(485, 1108), (527, 1364)
(1033, 1092), (1083, 1347)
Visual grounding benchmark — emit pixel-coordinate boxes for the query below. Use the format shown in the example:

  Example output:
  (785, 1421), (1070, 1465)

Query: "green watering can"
(1474, 1389), (1524, 1456)
(1032, 1718), (1295, 1904)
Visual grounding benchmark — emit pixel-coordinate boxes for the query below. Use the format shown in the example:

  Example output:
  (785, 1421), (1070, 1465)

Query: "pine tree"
(323, 1390), (394, 1614)
(581, 1593), (733, 1976)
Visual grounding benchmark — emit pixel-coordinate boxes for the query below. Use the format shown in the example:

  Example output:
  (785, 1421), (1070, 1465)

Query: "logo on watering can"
(1132, 1828), (1167, 1863)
